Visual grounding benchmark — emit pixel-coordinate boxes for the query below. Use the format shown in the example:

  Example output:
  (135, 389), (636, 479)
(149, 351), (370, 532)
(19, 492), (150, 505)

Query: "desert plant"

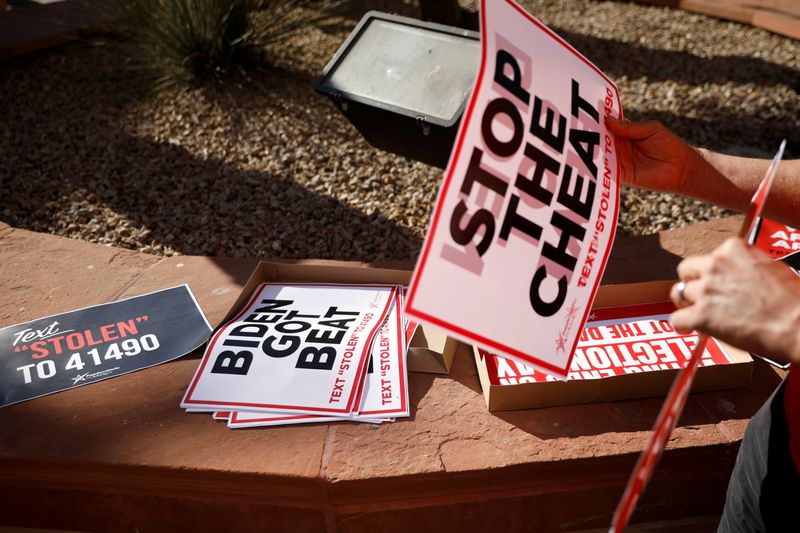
(95, 0), (337, 88)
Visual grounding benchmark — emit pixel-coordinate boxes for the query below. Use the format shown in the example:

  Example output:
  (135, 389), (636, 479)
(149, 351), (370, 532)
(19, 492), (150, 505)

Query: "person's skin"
(607, 118), (800, 221)
(607, 117), (800, 364)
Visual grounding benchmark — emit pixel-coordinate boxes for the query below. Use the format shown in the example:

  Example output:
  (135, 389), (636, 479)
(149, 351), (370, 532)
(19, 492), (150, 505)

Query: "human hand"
(670, 237), (800, 364)
(606, 117), (697, 195)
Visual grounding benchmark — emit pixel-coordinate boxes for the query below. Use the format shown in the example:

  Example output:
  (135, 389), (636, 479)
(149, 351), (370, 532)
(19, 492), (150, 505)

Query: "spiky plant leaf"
(94, 0), (341, 88)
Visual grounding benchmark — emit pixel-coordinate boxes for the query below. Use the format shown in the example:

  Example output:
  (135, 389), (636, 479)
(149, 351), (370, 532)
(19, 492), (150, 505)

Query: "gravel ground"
(2, 0), (799, 260)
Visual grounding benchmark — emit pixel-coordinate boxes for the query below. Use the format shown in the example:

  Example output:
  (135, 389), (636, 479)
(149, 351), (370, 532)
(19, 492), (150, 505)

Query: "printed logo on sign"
(369, 292), (381, 309)
(71, 367), (120, 386)
(556, 299), (580, 353)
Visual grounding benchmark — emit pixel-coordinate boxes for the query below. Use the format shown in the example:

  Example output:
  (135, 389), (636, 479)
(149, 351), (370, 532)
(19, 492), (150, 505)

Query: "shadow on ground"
(1, 43), (424, 261)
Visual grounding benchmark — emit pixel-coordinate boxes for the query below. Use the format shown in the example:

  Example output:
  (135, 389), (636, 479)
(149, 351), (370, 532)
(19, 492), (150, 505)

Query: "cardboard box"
(474, 280), (753, 411)
(222, 260), (457, 374)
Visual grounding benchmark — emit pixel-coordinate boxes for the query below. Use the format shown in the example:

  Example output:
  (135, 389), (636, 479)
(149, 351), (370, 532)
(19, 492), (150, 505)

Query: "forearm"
(687, 148), (800, 227)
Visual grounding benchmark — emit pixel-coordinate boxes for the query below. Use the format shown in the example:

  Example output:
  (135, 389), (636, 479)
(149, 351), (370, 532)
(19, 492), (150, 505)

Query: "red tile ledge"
(0, 218), (782, 532)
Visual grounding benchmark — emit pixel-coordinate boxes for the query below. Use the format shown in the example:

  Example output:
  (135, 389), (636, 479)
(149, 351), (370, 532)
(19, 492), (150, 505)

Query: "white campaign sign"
(182, 283), (396, 415)
(227, 410), (385, 428)
(406, 0), (622, 377)
(226, 291), (409, 428)
(228, 411), (343, 428)
(357, 292), (408, 417)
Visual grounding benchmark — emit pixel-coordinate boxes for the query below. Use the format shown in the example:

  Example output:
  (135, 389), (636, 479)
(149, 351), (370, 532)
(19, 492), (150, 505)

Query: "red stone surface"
(117, 255), (261, 329)
(632, 0), (800, 39)
(0, 223), (159, 325)
(752, 8), (800, 40)
(0, 218), (785, 532)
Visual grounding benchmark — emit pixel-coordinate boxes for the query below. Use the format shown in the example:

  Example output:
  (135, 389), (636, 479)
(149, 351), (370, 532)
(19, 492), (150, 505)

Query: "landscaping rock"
(1, 0), (798, 260)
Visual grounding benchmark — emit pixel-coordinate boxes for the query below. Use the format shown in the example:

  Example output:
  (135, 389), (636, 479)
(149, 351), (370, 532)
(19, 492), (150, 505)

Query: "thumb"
(670, 307), (699, 335)
(606, 117), (662, 140)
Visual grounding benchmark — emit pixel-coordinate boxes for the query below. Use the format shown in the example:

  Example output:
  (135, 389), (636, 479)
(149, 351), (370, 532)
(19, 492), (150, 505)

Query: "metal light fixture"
(315, 11), (480, 168)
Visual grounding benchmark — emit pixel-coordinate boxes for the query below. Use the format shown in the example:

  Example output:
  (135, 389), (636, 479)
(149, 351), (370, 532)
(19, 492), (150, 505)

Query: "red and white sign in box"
(181, 283), (397, 416)
(483, 302), (733, 385)
(475, 301), (753, 411)
(751, 217), (800, 258)
(406, 0), (622, 378)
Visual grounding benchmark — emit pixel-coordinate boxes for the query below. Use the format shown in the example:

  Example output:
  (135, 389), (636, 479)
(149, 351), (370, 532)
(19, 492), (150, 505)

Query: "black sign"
(780, 249), (800, 273)
(0, 285), (211, 408)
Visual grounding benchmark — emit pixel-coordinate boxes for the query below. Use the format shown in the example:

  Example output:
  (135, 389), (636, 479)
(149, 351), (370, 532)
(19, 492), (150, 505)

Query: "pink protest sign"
(406, 0), (622, 377)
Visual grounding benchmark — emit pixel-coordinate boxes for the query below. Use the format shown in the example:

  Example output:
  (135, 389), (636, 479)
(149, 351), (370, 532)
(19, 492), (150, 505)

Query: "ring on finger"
(675, 280), (689, 306)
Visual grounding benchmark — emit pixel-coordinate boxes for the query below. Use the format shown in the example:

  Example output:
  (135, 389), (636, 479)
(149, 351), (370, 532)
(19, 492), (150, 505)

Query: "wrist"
(684, 147), (752, 212)
(682, 146), (708, 200)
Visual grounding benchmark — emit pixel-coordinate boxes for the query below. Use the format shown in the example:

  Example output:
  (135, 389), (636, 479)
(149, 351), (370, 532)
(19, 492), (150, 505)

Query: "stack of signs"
(406, 0), (622, 379)
(181, 283), (412, 428)
(474, 301), (753, 410)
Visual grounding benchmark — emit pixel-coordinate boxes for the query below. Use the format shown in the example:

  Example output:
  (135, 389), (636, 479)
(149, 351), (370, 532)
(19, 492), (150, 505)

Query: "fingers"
(671, 254), (712, 328)
(615, 137), (634, 186)
(713, 237), (752, 263)
(605, 117), (663, 140)
(677, 255), (713, 281)
(670, 278), (703, 308)
(668, 238), (764, 342)
(670, 307), (699, 334)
